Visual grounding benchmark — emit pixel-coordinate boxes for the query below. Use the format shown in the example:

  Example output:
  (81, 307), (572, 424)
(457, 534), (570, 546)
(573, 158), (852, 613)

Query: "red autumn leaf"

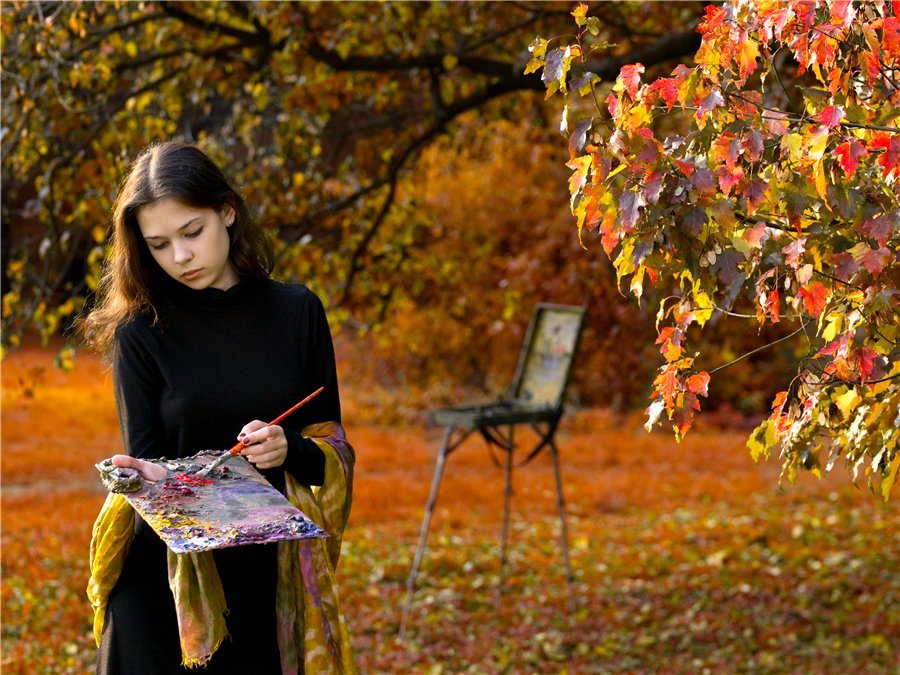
(782, 237), (806, 269)
(817, 332), (850, 359)
(617, 63), (644, 99)
(717, 166), (744, 197)
(653, 366), (679, 402)
(852, 243), (892, 277)
(600, 226), (619, 257)
(606, 91), (620, 119)
(797, 281), (830, 318)
(698, 4), (726, 34)
(696, 89), (725, 118)
(858, 213), (897, 247)
(671, 64), (696, 108)
(675, 159), (695, 177)
(690, 167), (718, 195)
(657, 326), (683, 361)
(828, 355), (856, 381)
(742, 129), (765, 162)
(686, 371), (711, 397)
(767, 288), (780, 323)
(770, 390), (788, 414)
(860, 49), (881, 87)
(568, 118), (592, 159)
(758, 7), (792, 42)
(809, 28), (838, 69)
(737, 38), (759, 84)
(635, 128), (662, 163)
(656, 326), (676, 345)
(815, 104), (844, 129)
(829, 0), (855, 26)
(882, 16), (900, 58)
(744, 177), (768, 214)
(831, 251), (858, 281)
(855, 347), (880, 384)
(825, 66), (848, 96)
(833, 140), (868, 178)
(744, 222), (768, 247)
(649, 77), (678, 111)
(618, 190), (645, 231)
(713, 132), (741, 169)
(871, 132), (900, 179)
(675, 309), (697, 330)
(583, 189), (604, 231)
(672, 392), (700, 439)
(642, 169), (665, 204)
(732, 90), (762, 119)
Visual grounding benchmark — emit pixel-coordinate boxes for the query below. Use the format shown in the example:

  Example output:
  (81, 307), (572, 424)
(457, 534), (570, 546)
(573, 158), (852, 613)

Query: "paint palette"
(119, 452), (327, 554)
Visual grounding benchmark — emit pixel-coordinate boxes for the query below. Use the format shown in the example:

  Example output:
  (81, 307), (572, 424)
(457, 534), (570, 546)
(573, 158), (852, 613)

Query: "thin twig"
(708, 324), (806, 375)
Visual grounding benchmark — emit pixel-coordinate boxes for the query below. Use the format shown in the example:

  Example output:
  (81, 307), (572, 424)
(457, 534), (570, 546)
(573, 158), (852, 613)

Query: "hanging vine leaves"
(532, 1), (900, 498)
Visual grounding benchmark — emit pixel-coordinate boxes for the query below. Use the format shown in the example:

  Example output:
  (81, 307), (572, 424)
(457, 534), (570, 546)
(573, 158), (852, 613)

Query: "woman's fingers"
(236, 419), (266, 443)
(111, 454), (168, 481)
(240, 425), (287, 469)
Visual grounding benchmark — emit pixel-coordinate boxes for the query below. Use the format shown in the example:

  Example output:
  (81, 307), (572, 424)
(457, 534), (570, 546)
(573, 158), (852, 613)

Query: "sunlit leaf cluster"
(534, 0), (900, 497)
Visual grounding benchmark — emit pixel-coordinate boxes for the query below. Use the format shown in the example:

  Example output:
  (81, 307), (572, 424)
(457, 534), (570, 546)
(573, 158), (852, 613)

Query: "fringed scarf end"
(180, 631), (230, 669)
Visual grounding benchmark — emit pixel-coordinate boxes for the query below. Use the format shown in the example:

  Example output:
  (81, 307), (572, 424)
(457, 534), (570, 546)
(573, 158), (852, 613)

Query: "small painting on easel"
(96, 452), (327, 554)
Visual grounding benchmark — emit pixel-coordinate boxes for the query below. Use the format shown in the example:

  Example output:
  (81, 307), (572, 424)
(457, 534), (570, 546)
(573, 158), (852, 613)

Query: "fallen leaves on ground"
(2, 348), (898, 673)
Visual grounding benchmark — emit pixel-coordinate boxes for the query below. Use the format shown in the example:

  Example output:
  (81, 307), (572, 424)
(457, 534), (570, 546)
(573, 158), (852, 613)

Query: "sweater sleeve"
(282, 290), (342, 486)
(112, 320), (167, 460)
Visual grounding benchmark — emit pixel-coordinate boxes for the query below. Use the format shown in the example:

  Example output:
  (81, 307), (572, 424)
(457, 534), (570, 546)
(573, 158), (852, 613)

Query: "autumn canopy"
(530, 0), (899, 498)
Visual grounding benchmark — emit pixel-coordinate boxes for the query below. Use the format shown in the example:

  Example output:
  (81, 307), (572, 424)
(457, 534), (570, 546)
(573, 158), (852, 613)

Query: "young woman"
(81, 140), (355, 674)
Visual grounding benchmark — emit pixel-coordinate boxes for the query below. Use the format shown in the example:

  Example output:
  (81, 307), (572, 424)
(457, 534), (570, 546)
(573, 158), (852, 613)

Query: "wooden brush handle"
(226, 386), (326, 456)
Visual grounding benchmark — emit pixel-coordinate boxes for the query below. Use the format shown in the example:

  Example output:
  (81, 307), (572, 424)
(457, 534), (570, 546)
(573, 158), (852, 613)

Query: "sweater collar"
(157, 274), (267, 311)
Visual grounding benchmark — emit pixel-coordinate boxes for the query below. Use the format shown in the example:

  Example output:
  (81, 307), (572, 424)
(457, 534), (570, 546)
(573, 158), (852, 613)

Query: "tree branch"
(158, 1), (270, 46)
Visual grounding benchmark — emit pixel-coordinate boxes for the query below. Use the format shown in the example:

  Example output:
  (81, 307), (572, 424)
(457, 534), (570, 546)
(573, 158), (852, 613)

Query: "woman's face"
(136, 198), (239, 291)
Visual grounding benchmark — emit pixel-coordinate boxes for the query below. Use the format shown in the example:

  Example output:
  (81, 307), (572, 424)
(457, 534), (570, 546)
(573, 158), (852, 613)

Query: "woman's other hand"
(111, 454), (168, 481)
(237, 421), (288, 469)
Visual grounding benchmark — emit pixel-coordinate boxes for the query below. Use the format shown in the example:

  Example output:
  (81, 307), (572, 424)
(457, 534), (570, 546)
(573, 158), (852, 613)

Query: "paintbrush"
(195, 386), (325, 477)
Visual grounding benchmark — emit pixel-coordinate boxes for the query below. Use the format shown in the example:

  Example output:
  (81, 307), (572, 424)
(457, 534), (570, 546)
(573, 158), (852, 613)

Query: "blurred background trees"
(2, 1), (792, 418)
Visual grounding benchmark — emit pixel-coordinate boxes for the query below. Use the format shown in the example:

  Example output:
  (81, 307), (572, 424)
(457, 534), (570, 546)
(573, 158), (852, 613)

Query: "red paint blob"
(173, 473), (214, 486)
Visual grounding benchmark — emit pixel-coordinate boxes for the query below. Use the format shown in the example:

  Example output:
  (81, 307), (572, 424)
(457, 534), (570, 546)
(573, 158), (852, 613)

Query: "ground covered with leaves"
(2, 348), (898, 673)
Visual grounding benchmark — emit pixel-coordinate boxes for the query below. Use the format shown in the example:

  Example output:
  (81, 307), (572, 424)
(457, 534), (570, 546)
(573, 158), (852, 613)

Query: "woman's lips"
(182, 269), (202, 281)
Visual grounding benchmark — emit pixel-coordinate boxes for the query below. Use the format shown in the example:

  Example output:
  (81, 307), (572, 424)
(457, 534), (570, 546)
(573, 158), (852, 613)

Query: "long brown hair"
(80, 140), (274, 353)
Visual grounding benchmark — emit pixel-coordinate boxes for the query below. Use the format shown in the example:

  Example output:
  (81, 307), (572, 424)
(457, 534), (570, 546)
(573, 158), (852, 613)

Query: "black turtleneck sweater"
(98, 276), (342, 675)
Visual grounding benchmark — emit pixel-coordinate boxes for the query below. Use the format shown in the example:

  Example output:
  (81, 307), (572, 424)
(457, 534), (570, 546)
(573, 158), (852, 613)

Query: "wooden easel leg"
(400, 426), (453, 638)
(550, 440), (577, 613)
(498, 424), (515, 596)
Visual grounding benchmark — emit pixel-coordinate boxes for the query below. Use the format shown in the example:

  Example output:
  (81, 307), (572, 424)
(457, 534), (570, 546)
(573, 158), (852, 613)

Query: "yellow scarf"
(88, 422), (356, 673)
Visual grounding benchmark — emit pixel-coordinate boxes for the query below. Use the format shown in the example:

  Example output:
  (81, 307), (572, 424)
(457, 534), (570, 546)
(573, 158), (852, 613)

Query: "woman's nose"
(173, 242), (193, 264)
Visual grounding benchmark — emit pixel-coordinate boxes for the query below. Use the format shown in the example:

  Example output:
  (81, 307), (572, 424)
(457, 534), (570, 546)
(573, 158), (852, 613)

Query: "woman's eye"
(185, 227), (204, 239)
(150, 242), (169, 251)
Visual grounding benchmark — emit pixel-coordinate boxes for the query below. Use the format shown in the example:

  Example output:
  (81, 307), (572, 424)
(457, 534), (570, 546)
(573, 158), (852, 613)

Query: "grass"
(2, 347), (898, 673)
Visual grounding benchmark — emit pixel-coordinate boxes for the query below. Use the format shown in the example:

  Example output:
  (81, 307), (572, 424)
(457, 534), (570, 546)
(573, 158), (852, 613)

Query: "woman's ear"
(222, 204), (236, 227)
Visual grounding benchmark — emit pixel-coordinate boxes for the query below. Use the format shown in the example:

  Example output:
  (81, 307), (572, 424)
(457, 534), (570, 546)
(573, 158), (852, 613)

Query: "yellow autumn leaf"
(781, 133), (803, 164)
(692, 289), (714, 327)
(821, 311), (842, 341)
(882, 455), (900, 502)
(834, 387), (861, 420)
(814, 158), (828, 201)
